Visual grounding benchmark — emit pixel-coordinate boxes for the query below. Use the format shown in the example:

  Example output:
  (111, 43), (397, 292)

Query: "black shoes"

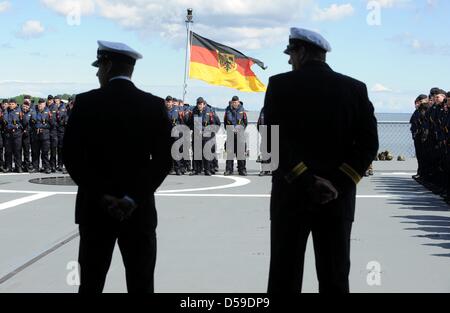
(259, 171), (271, 177)
(204, 171), (212, 176)
(45, 169), (52, 174)
(224, 171), (233, 176)
(239, 170), (247, 176)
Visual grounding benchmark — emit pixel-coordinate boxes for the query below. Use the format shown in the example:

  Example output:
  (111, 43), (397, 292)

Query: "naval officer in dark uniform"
(63, 41), (172, 293)
(265, 28), (379, 293)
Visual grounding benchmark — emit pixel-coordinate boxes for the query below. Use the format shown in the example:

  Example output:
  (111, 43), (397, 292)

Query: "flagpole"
(183, 8), (193, 103)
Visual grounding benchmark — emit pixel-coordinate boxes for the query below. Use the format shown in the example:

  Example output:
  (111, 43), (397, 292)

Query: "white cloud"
(312, 3), (355, 21)
(40, 0), (96, 15)
(16, 20), (46, 39)
(40, 0), (317, 50)
(367, 0), (411, 8)
(0, 1), (11, 13)
(389, 33), (450, 56)
(372, 83), (392, 92)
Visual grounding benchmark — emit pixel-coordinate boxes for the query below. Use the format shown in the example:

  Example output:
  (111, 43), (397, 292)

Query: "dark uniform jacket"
(224, 103), (248, 128)
(187, 106), (221, 130)
(4, 107), (24, 135)
(63, 78), (172, 227)
(264, 60), (379, 221)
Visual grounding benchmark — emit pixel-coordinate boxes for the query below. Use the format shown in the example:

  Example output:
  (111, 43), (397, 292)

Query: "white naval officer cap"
(284, 27), (332, 55)
(92, 40), (143, 67)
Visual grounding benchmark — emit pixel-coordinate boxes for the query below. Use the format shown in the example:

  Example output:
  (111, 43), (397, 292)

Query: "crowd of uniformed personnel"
(164, 94), (260, 177)
(1, 92), (271, 177)
(0, 95), (73, 174)
(410, 88), (450, 203)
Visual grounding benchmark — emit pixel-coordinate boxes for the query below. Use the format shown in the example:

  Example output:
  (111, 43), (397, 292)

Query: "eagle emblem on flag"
(218, 52), (237, 73)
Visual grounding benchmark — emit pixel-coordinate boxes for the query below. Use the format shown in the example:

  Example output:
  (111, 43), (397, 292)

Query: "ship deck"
(0, 159), (449, 293)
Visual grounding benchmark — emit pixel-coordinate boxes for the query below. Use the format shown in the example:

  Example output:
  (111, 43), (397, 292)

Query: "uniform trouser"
(212, 139), (218, 171)
(32, 132), (50, 170)
(5, 131), (22, 170)
(172, 159), (182, 172)
(0, 132), (3, 168)
(413, 138), (423, 175)
(268, 184), (354, 293)
(445, 152), (450, 198)
(226, 160), (246, 172)
(435, 146), (446, 189)
(225, 136), (246, 172)
(78, 222), (156, 293)
(183, 159), (192, 171)
(50, 131), (58, 170)
(261, 159), (272, 172)
(268, 213), (352, 293)
(22, 133), (31, 169)
(192, 136), (213, 173)
(225, 134), (247, 172)
(57, 130), (65, 168)
(426, 140), (439, 184)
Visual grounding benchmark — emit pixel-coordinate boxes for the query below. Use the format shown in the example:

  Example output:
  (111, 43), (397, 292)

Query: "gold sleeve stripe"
(339, 163), (362, 185)
(285, 162), (308, 183)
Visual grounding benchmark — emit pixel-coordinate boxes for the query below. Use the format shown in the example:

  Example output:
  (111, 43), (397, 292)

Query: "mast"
(182, 8), (193, 103)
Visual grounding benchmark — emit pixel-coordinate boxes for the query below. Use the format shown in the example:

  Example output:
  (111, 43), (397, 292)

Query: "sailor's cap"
(284, 27), (332, 55)
(92, 40), (143, 67)
(415, 94), (428, 102)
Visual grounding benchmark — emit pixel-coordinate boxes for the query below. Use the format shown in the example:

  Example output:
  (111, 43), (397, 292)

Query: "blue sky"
(0, 0), (448, 113)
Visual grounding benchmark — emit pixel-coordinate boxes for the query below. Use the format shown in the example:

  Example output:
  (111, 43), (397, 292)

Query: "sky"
(0, 0), (448, 113)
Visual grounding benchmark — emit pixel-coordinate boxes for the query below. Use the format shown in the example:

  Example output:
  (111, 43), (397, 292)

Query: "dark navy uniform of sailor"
(4, 107), (24, 171)
(264, 60), (378, 293)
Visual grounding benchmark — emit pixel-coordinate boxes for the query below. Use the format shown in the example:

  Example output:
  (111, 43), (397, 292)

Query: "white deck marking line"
(0, 189), (428, 200)
(156, 194), (395, 198)
(0, 192), (56, 211)
(0, 189), (77, 195)
(158, 175), (251, 193)
(0, 173), (32, 176)
(379, 172), (415, 176)
(156, 193), (271, 198)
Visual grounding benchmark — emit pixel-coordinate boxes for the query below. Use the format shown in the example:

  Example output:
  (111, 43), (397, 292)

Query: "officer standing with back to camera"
(63, 40), (172, 293)
(264, 28), (378, 293)
(224, 95), (248, 176)
(30, 98), (53, 174)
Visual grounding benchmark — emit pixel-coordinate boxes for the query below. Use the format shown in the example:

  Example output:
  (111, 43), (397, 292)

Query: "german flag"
(189, 32), (267, 92)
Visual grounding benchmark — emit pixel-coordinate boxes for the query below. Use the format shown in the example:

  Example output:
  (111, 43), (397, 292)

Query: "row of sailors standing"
(0, 95), (71, 174)
(410, 88), (450, 204)
(165, 95), (250, 176)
